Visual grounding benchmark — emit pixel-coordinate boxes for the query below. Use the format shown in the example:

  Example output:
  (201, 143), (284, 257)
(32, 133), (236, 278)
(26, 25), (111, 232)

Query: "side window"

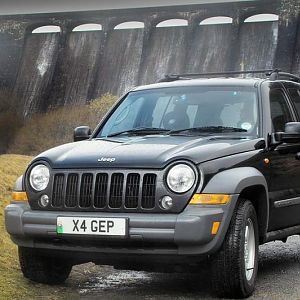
(287, 87), (300, 119)
(270, 89), (293, 132)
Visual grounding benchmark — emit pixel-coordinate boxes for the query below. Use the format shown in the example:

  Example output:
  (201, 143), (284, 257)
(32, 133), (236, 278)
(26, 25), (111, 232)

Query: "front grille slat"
(79, 173), (93, 208)
(125, 173), (140, 208)
(51, 171), (158, 211)
(52, 174), (65, 207)
(65, 174), (78, 207)
(109, 173), (124, 208)
(142, 174), (157, 209)
(94, 173), (108, 208)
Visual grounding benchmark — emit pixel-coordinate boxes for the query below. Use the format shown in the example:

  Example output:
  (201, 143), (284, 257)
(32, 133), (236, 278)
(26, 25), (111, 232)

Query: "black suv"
(5, 70), (300, 298)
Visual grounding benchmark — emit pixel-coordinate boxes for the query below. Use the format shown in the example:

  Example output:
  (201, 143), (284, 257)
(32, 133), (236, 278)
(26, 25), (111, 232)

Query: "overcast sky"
(0, 0), (255, 15)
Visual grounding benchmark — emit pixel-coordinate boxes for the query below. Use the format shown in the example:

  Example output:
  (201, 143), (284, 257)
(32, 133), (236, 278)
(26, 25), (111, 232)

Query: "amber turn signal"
(12, 191), (28, 202)
(189, 194), (230, 205)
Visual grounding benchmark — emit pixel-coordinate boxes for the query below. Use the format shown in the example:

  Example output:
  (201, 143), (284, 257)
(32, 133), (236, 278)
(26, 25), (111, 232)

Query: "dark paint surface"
(35, 135), (260, 169)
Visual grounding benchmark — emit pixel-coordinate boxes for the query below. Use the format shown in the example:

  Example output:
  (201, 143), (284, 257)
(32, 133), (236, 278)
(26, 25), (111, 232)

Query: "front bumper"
(5, 195), (238, 257)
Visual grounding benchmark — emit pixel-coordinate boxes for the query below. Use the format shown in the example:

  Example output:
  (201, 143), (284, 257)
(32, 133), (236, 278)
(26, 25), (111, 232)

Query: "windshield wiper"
(169, 126), (247, 135)
(107, 127), (170, 137)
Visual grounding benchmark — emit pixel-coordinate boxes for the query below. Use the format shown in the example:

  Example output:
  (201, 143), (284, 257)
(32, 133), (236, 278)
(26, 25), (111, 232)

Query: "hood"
(34, 135), (263, 169)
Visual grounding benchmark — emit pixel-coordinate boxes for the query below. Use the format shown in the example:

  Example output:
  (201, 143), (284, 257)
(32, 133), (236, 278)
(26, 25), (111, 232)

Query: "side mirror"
(275, 122), (300, 143)
(74, 126), (92, 142)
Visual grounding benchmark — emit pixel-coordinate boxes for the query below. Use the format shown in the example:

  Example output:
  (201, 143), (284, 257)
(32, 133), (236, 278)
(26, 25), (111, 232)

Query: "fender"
(202, 167), (269, 242)
(202, 167), (268, 195)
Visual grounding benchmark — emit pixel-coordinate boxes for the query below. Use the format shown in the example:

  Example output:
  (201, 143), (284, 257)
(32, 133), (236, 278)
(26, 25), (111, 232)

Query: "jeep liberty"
(5, 70), (300, 298)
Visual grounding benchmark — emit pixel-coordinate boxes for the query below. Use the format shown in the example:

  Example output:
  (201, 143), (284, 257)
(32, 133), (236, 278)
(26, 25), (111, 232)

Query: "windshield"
(97, 86), (259, 138)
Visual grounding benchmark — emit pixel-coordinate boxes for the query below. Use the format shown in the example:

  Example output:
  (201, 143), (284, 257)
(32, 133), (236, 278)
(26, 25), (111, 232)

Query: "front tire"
(211, 199), (259, 298)
(19, 247), (72, 284)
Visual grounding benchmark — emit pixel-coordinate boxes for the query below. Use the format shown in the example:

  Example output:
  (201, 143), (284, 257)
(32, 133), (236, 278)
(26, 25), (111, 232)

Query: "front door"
(268, 87), (300, 231)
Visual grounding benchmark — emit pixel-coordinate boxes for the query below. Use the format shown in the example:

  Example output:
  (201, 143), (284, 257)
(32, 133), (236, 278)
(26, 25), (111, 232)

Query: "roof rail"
(269, 70), (300, 83)
(158, 69), (275, 82)
(158, 69), (300, 83)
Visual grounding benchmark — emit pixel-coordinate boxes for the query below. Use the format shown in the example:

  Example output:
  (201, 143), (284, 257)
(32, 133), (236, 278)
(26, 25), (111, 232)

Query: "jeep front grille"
(51, 172), (157, 211)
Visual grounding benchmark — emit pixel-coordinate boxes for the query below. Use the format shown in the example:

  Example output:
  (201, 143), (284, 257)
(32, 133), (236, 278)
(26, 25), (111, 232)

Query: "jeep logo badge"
(98, 157), (116, 162)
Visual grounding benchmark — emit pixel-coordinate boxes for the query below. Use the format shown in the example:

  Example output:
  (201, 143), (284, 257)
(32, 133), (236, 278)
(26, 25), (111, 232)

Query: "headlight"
(166, 164), (196, 193)
(29, 164), (50, 191)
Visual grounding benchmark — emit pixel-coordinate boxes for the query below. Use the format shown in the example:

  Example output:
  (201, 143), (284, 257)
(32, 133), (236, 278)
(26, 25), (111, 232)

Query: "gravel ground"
(32, 235), (300, 300)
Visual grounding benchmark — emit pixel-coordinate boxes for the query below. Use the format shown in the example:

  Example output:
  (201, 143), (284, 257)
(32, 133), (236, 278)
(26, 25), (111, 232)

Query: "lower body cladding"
(5, 195), (238, 266)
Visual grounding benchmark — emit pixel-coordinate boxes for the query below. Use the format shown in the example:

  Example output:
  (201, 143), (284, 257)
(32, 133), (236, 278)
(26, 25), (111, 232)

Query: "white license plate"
(56, 217), (127, 236)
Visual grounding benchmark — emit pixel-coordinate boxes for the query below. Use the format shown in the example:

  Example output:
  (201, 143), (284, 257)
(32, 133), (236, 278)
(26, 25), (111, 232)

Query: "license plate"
(56, 217), (127, 236)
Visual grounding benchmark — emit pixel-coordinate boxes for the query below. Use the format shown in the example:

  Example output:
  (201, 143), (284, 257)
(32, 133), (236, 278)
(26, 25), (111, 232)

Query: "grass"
(0, 155), (104, 299)
(0, 155), (33, 299)
(0, 155), (89, 300)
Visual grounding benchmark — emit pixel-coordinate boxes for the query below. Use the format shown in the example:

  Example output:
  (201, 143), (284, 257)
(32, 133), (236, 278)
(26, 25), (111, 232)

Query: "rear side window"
(269, 89), (293, 132)
(287, 87), (300, 119)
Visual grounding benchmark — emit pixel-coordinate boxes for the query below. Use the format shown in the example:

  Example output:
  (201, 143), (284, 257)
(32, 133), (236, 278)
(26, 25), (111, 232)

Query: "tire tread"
(19, 247), (72, 285)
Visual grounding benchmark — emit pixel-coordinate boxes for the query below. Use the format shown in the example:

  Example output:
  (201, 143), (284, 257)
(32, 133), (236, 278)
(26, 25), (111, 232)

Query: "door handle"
(296, 152), (300, 160)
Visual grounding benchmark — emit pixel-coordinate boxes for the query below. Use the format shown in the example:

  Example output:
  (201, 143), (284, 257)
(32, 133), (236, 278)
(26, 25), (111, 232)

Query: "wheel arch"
(202, 167), (269, 243)
(239, 185), (268, 244)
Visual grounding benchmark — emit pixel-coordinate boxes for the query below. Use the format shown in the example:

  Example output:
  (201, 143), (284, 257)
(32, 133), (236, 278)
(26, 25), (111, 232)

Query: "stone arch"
(156, 19), (188, 28)
(32, 25), (61, 34)
(244, 13), (279, 23)
(200, 16), (233, 25)
(72, 23), (102, 32)
(114, 21), (144, 30)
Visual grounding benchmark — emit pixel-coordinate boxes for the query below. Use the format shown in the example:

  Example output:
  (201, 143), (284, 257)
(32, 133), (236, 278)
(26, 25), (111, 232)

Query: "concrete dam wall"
(0, 0), (299, 116)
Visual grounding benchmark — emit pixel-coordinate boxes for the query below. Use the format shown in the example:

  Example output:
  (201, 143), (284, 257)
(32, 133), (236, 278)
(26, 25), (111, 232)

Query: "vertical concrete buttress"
(0, 0), (299, 115)
(274, 0), (300, 72)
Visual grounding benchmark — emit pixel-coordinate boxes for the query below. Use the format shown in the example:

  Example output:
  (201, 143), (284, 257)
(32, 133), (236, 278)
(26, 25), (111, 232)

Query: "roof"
(132, 77), (263, 92)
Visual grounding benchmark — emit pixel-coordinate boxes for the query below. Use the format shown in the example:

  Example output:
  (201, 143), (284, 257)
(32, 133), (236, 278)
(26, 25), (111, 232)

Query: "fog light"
(160, 196), (173, 210)
(39, 194), (49, 207)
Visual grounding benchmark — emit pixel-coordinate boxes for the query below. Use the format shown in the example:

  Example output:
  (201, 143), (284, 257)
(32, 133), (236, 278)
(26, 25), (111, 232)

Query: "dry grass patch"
(0, 155), (89, 299)
(8, 94), (118, 156)
(0, 155), (33, 299)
